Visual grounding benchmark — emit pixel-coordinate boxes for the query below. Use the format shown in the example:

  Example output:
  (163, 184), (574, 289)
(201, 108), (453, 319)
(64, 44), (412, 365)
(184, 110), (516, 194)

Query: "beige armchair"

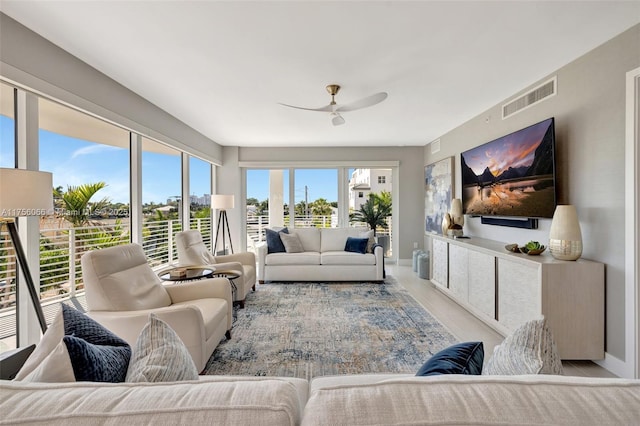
(175, 230), (256, 308)
(80, 243), (232, 372)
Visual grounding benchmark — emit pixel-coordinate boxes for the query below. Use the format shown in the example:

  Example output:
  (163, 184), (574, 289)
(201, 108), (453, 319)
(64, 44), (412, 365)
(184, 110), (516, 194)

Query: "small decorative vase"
(450, 198), (464, 227)
(441, 213), (451, 236)
(549, 205), (583, 261)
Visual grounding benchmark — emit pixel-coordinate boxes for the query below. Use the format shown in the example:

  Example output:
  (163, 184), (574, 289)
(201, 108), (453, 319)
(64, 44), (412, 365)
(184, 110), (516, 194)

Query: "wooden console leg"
(252, 284), (256, 291)
(225, 330), (232, 340)
(259, 280), (264, 284)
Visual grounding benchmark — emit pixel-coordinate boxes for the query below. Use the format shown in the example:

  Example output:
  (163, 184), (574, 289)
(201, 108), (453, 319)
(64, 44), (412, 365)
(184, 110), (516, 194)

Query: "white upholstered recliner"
(80, 243), (232, 372)
(175, 230), (256, 308)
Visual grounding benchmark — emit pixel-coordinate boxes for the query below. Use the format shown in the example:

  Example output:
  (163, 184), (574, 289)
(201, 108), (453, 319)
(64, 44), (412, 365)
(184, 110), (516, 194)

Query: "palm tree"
(310, 198), (333, 216)
(349, 193), (392, 236)
(59, 182), (109, 227)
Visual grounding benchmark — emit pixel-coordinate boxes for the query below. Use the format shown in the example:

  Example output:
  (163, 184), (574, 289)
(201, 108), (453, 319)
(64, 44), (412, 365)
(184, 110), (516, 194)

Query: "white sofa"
(257, 227), (384, 283)
(2, 374), (639, 425)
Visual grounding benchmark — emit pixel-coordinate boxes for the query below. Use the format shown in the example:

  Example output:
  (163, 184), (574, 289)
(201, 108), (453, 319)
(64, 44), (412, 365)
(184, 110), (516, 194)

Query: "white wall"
(424, 24), (640, 367)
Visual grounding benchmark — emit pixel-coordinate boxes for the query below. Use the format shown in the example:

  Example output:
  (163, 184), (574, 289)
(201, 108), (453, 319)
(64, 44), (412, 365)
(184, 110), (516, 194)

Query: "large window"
(294, 169), (338, 228)
(189, 156), (212, 249)
(245, 166), (394, 256)
(142, 137), (181, 266)
(39, 98), (130, 302)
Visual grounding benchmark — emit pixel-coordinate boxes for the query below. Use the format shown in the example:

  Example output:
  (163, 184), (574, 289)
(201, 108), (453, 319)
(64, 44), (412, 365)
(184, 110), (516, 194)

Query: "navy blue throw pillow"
(416, 341), (484, 376)
(345, 237), (369, 254)
(266, 227), (288, 253)
(61, 304), (131, 382)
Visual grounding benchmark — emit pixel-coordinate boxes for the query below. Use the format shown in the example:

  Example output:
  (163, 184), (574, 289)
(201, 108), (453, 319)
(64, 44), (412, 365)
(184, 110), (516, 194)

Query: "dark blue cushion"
(265, 227), (288, 254)
(61, 304), (131, 382)
(344, 237), (369, 254)
(416, 341), (484, 376)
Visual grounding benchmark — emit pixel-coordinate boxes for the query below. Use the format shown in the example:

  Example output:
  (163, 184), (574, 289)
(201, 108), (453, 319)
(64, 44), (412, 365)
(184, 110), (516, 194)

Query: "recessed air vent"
(502, 76), (557, 119)
(430, 139), (441, 154)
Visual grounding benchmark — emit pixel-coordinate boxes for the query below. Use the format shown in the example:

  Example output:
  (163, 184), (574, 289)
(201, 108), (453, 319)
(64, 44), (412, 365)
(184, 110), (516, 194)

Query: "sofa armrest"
(165, 278), (232, 327)
(214, 251), (256, 266)
(87, 306), (206, 348)
(373, 244), (384, 280)
(210, 261), (244, 274)
(165, 277), (231, 304)
(256, 242), (268, 280)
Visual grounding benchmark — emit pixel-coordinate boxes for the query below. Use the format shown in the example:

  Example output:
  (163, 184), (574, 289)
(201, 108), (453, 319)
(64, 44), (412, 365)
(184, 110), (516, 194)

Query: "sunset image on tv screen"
(460, 118), (556, 218)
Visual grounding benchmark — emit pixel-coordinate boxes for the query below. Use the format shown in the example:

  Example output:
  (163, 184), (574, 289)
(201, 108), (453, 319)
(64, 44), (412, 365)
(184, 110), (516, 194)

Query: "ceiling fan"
(279, 84), (388, 126)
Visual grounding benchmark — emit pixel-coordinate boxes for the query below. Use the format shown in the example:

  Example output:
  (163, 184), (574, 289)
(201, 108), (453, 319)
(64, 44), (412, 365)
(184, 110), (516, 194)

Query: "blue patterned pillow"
(266, 227), (288, 253)
(61, 304), (131, 382)
(344, 237), (369, 254)
(416, 341), (484, 376)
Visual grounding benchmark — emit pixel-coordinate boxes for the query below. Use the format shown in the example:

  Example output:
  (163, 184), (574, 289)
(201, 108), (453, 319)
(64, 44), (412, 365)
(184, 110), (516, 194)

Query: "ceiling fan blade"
(278, 103), (333, 112)
(336, 92), (388, 112)
(331, 114), (345, 126)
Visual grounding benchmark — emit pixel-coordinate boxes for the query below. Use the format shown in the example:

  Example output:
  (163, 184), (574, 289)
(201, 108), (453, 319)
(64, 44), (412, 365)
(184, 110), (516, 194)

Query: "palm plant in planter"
(350, 192), (392, 255)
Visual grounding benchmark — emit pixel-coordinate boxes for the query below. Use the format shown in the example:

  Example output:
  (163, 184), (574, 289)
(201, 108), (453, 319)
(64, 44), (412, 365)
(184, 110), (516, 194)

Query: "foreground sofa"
(257, 227), (384, 282)
(2, 373), (639, 425)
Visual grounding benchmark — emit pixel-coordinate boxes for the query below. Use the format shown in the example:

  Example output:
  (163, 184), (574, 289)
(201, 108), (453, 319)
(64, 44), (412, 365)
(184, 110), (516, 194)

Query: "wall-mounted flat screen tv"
(461, 117), (557, 218)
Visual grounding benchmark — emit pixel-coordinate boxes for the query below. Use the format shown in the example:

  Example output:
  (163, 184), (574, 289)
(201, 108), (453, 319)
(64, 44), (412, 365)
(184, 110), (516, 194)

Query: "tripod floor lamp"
(211, 194), (234, 255)
(0, 168), (53, 335)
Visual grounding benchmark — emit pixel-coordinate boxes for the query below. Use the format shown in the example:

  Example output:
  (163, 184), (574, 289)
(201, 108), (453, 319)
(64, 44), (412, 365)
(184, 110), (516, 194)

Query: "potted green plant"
(349, 192), (392, 254)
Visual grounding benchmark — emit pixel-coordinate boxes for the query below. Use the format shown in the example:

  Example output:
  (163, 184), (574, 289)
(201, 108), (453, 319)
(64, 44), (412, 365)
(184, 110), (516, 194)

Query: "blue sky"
(1, 115), (339, 205)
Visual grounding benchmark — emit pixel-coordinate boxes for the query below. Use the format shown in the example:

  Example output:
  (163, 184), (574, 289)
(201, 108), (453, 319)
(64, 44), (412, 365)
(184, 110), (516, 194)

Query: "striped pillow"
(125, 314), (199, 382)
(483, 318), (563, 375)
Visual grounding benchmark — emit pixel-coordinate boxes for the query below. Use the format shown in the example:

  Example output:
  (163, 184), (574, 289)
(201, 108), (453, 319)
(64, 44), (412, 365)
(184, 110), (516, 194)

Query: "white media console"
(428, 234), (604, 360)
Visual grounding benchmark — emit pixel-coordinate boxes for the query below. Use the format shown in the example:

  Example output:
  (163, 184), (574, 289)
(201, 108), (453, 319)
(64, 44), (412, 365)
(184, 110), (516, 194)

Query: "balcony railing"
(0, 217), (211, 348)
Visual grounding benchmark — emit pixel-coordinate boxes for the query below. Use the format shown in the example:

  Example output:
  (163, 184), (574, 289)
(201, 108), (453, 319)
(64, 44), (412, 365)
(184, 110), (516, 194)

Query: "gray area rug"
(202, 277), (458, 380)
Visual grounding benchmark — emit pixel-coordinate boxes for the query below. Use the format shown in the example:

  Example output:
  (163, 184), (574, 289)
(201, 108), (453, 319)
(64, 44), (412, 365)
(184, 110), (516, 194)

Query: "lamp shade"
(0, 168), (53, 217)
(549, 205), (582, 260)
(211, 194), (234, 210)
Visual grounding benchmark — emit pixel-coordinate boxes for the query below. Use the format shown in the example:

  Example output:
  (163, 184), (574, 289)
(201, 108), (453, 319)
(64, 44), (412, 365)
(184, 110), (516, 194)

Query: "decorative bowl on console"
(520, 241), (546, 255)
(505, 243), (520, 253)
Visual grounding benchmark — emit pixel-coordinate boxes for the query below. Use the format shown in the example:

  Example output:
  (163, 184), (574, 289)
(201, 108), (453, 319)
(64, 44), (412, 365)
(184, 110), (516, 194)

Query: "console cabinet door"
(448, 244), (468, 302)
(468, 251), (496, 320)
(432, 239), (448, 288)
(497, 258), (541, 331)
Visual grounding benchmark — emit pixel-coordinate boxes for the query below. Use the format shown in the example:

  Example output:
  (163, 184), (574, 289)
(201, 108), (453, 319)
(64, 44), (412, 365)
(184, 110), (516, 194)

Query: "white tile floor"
(387, 264), (617, 378)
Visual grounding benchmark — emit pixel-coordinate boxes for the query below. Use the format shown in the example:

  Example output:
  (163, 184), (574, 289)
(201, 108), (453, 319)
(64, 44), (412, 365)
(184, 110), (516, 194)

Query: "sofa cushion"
(359, 229), (375, 253)
(345, 237), (369, 254)
(416, 341), (484, 376)
(1, 376), (308, 425)
(320, 228), (361, 252)
(15, 304), (131, 383)
(126, 314), (199, 382)
(265, 252), (321, 266)
(483, 318), (563, 375)
(280, 232), (305, 253)
(320, 251), (376, 265)
(302, 375), (640, 426)
(290, 228), (321, 252)
(265, 227), (288, 253)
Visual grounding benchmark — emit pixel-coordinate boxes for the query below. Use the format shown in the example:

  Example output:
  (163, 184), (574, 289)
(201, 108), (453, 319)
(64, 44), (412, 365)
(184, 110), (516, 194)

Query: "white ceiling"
(1, 1), (639, 148)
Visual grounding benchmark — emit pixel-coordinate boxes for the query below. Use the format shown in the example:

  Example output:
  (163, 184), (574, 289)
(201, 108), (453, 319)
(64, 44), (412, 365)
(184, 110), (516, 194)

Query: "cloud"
(70, 144), (119, 159)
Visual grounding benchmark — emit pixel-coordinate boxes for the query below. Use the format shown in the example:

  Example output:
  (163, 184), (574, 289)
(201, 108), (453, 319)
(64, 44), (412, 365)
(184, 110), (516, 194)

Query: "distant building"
(348, 168), (392, 211)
